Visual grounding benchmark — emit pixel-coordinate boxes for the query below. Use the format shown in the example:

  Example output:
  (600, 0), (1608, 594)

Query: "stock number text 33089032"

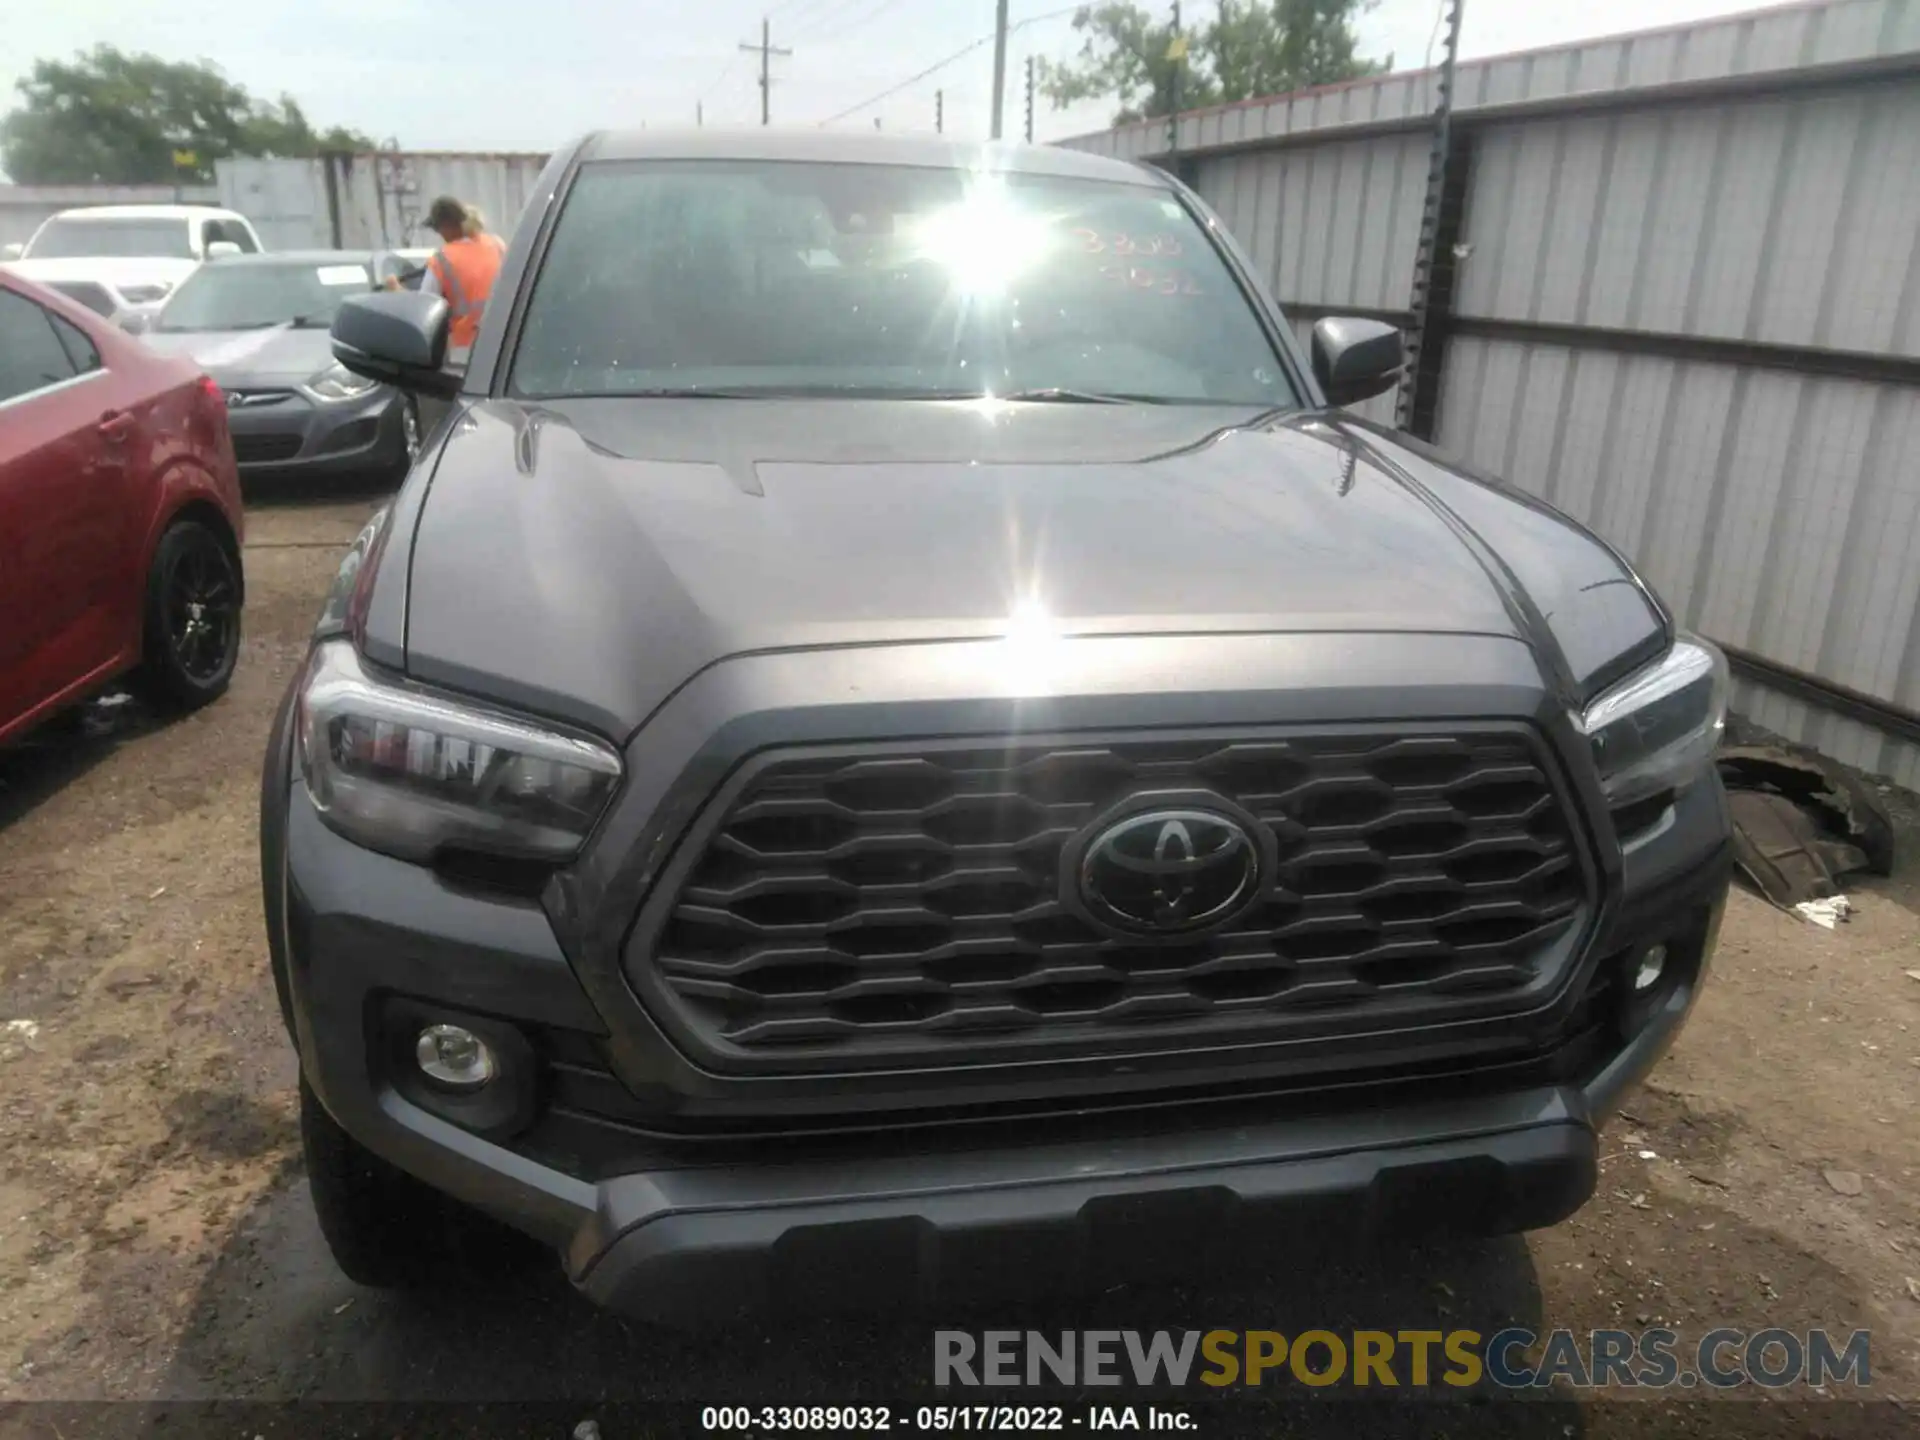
(700, 1405), (1096, 1431)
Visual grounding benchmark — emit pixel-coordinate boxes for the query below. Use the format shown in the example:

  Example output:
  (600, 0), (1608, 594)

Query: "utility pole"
(989, 0), (1010, 139)
(935, 89), (944, 133)
(740, 17), (792, 126)
(696, 101), (704, 127)
(1024, 55), (1035, 142)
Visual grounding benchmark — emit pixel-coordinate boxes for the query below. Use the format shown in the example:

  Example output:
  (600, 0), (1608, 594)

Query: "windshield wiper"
(994, 387), (1157, 404)
(292, 312), (336, 329)
(590, 385), (968, 400)
(604, 387), (796, 399)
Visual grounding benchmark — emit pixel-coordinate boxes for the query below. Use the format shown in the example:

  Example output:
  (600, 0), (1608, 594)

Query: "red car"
(0, 270), (244, 745)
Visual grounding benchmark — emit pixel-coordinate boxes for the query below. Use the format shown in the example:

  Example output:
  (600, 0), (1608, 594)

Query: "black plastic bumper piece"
(569, 1098), (1596, 1326)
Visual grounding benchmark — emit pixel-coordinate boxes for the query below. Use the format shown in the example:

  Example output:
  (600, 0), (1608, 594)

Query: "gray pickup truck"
(260, 128), (1733, 1326)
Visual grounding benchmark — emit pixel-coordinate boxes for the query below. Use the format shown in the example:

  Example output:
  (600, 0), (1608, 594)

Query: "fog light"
(1633, 944), (1669, 994)
(415, 1023), (496, 1090)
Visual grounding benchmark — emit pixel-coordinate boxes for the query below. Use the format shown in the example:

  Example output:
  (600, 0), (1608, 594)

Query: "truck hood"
(6, 255), (198, 296)
(140, 325), (333, 388)
(398, 398), (1664, 739)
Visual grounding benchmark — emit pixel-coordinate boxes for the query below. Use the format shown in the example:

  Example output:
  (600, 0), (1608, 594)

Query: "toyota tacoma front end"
(261, 129), (1732, 1324)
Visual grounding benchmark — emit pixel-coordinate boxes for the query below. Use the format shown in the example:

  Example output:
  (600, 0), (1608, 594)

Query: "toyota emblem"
(1076, 806), (1262, 936)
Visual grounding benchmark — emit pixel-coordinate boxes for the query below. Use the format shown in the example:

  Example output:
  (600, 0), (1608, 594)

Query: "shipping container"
(216, 151), (549, 253)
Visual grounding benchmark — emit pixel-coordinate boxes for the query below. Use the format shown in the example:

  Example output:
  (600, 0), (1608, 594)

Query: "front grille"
(226, 389), (295, 408)
(635, 728), (1591, 1071)
(232, 432), (303, 464)
(47, 281), (115, 316)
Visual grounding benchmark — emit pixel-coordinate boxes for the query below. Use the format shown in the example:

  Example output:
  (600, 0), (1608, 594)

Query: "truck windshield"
(29, 217), (195, 259)
(155, 259), (373, 332)
(510, 159), (1295, 407)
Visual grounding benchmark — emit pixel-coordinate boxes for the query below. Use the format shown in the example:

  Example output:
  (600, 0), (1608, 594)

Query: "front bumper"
(225, 385), (408, 476)
(574, 1095), (1600, 1323)
(264, 645), (1731, 1321)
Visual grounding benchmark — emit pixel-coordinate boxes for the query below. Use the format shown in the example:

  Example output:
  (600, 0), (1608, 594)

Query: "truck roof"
(46, 204), (249, 222)
(579, 129), (1164, 187)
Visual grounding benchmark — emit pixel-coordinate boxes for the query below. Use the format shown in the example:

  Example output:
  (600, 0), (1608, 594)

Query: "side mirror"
(1310, 317), (1404, 408)
(206, 241), (242, 259)
(0, 242), (22, 261)
(119, 311), (152, 335)
(331, 290), (459, 399)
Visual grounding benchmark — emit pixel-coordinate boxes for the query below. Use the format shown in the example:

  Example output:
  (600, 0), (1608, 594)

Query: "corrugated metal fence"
(216, 151), (549, 252)
(1062, 0), (1920, 785)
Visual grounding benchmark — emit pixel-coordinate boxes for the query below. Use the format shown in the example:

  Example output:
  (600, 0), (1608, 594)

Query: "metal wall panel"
(1731, 674), (1920, 790)
(1454, 83), (1920, 352)
(1191, 133), (1426, 311)
(1060, 0), (1919, 162)
(1438, 334), (1920, 771)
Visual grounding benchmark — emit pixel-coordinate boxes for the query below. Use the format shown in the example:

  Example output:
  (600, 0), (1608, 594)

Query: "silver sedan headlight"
(301, 362), (381, 403)
(1577, 636), (1729, 808)
(296, 640), (622, 864)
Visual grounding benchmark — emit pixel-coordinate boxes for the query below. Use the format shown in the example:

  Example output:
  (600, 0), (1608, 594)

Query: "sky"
(1, 0), (1804, 157)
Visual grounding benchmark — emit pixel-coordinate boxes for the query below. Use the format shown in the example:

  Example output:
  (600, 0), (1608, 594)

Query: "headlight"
(302, 362), (381, 403)
(119, 282), (172, 304)
(1577, 636), (1728, 808)
(296, 640), (622, 864)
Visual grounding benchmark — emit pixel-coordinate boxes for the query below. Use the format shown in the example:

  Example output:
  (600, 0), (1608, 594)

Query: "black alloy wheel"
(138, 519), (241, 709)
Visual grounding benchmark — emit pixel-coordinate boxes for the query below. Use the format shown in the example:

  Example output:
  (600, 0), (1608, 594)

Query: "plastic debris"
(1718, 743), (1895, 874)
(1795, 896), (1854, 929)
(1718, 739), (1894, 915)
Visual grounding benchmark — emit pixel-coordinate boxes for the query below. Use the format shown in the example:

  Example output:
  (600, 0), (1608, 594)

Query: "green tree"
(1041, 0), (1388, 127)
(0, 46), (376, 185)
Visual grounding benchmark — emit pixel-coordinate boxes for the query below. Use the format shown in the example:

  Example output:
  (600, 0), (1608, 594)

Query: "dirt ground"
(2, 485), (1919, 1437)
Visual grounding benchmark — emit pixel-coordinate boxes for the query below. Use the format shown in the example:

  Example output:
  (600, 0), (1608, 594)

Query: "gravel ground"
(1, 485), (1918, 1438)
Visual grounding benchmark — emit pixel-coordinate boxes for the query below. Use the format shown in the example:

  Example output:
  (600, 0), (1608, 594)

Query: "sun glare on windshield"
(908, 175), (1058, 301)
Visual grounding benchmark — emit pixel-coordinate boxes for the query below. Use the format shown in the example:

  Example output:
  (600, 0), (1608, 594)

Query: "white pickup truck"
(1, 203), (266, 326)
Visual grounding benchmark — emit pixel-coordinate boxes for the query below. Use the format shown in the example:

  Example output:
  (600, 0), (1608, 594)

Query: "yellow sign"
(1166, 35), (1189, 62)
(173, 149), (197, 169)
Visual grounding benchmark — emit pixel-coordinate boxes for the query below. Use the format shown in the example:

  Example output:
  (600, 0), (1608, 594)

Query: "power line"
(700, 54), (743, 102)
(793, 0), (896, 42)
(816, 3), (1080, 127)
(816, 0), (918, 46)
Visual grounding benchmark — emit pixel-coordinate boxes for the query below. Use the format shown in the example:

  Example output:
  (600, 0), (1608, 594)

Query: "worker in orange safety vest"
(418, 195), (507, 348)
